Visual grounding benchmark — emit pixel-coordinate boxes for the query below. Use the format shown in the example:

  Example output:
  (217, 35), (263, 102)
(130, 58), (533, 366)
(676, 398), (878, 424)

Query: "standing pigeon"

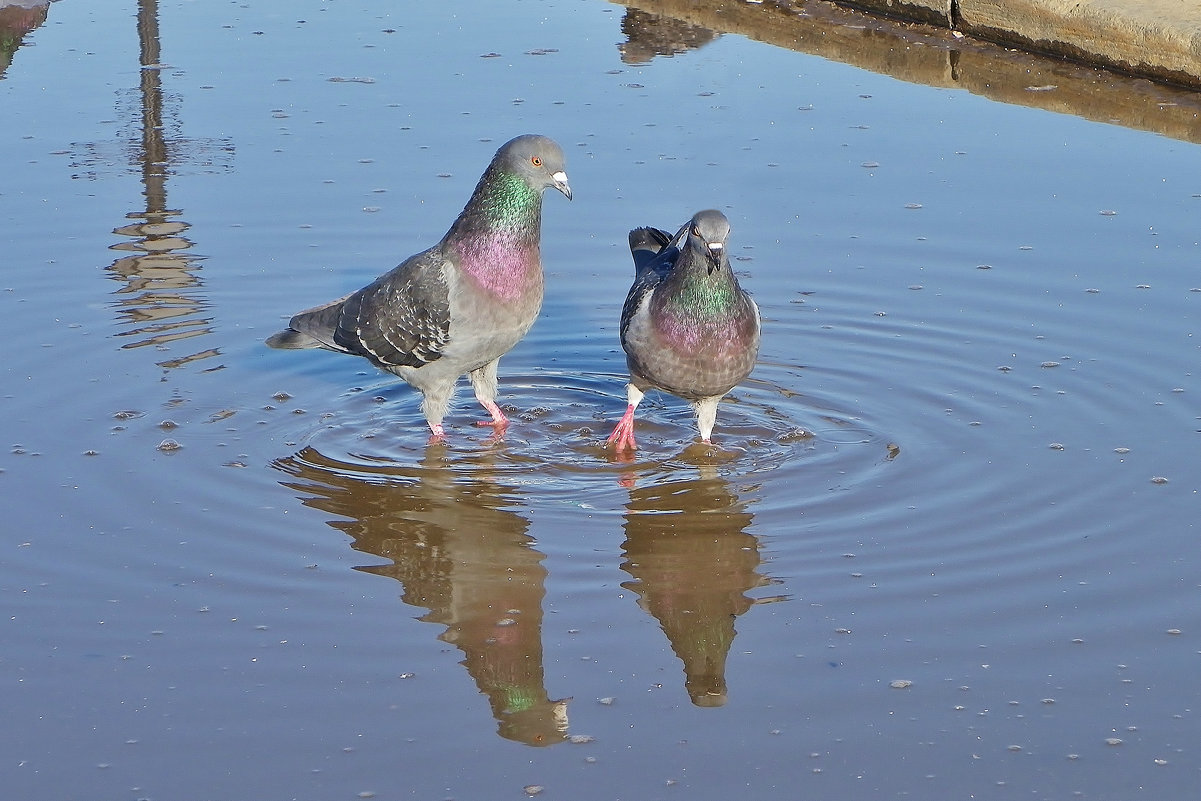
(267, 134), (571, 439)
(607, 209), (760, 451)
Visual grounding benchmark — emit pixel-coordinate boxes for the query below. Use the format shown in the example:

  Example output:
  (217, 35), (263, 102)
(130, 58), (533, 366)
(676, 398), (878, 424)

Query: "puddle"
(2, 0), (1198, 798)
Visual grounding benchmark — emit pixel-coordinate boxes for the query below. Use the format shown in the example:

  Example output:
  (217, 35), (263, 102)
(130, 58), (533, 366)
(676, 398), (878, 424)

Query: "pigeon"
(266, 134), (571, 439)
(607, 209), (760, 451)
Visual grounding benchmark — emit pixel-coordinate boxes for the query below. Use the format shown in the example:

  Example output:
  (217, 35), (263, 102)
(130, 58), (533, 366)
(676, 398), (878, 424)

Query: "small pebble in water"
(1150, 476), (1169, 484)
(523, 785), (544, 796)
(1041, 361), (1060, 368)
(1049, 443), (1065, 450)
(890, 680), (912, 689)
(157, 439), (182, 452)
(1105, 738), (1123, 746)
(1099, 209), (1118, 216)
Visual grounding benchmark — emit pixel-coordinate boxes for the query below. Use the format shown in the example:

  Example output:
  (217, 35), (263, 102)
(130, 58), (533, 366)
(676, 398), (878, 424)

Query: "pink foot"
(474, 399), (510, 433)
(427, 422), (447, 445)
(606, 405), (638, 452)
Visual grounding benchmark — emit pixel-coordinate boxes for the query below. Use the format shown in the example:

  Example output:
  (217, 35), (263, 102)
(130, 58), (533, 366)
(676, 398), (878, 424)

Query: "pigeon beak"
(706, 241), (724, 273)
(551, 171), (572, 200)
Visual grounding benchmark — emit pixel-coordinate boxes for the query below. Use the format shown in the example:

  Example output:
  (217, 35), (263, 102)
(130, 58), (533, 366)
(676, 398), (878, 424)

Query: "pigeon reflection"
(619, 467), (778, 707)
(273, 445), (569, 746)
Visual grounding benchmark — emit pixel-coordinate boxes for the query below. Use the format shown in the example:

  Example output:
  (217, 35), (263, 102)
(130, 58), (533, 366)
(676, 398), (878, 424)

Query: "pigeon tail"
(628, 226), (673, 271)
(265, 328), (322, 349)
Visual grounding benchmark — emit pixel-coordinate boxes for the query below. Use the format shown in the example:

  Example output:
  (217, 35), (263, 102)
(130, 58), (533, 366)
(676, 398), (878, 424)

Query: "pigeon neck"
(662, 261), (739, 319)
(450, 169), (544, 300)
(452, 168), (543, 245)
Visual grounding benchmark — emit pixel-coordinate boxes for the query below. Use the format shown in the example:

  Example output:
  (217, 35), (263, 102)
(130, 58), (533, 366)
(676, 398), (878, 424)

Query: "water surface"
(2, 0), (1199, 798)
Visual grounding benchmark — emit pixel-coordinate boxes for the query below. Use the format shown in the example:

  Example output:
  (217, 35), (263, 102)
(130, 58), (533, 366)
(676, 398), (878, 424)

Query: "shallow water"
(3, 0), (1199, 798)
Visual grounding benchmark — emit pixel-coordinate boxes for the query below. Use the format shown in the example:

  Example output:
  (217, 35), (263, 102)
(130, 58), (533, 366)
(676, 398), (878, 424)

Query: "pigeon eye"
(531, 156), (542, 167)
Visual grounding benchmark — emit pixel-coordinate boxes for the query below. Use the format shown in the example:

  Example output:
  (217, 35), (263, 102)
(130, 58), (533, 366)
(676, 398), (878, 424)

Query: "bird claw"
(606, 432), (636, 452)
(475, 419), (509, 444)
(606, 408), (638, 452)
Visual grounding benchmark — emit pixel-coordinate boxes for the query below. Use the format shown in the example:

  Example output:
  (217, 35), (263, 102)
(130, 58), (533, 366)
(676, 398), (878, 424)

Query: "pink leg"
(427, 422), (447, 444)
(474, 399), (510, 432)
(606, 404), (638, 451)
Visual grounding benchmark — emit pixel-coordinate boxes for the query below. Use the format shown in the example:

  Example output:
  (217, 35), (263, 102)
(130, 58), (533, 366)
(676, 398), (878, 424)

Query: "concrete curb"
(836, 0), (1201, 90)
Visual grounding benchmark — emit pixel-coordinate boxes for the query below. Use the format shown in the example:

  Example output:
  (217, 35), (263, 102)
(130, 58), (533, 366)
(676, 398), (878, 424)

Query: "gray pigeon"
(607, 209), (760, 451)
(267, 134), (571, 439)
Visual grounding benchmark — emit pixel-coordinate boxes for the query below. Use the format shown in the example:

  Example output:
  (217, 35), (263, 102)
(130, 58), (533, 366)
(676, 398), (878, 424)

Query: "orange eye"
(531, 156), (542, 167)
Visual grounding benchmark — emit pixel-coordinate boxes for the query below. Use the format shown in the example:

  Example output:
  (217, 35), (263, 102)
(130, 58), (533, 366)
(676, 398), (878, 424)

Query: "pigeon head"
(686, 209), (731, 274)
(497, 134), (572, 200)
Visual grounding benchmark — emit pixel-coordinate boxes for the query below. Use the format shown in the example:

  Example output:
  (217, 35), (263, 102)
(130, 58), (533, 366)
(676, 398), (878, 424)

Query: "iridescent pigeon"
(267, 135), (571, 439)
(607, 209), (760, 451)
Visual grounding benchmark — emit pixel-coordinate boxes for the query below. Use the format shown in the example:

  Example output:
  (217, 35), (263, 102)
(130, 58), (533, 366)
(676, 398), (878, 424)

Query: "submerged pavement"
(833, 0), (1201, 90)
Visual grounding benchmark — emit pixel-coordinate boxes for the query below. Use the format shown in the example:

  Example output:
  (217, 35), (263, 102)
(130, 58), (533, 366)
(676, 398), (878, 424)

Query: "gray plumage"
(608, 209), (760, 450)
(267, 134), (571, 438)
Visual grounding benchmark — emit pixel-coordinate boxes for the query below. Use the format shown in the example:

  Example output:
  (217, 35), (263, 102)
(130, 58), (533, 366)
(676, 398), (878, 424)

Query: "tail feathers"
(265, 328), (324, 349)
(628, 226), (672, 271)
(266, 292), (352, 350)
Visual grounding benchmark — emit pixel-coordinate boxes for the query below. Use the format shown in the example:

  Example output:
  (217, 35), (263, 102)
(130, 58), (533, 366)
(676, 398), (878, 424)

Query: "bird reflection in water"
(620, 465), (782, 707)
(273, 444), (569, 746)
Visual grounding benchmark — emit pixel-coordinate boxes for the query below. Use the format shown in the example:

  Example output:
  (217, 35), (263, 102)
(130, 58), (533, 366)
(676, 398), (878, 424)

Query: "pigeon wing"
(289, 248), (451, 369)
